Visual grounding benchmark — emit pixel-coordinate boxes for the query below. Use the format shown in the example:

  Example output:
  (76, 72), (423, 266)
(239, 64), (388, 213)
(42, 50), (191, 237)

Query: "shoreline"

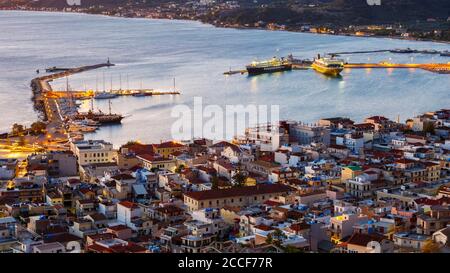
(3, 9), (450, 45)
(0, 9), (448, 145)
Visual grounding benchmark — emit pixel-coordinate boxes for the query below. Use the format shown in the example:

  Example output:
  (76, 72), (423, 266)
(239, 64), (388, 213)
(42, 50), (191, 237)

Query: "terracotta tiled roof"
(346, 233), (386, 247)
(153, 141), (185, 149)
(118, 201), (139, 209)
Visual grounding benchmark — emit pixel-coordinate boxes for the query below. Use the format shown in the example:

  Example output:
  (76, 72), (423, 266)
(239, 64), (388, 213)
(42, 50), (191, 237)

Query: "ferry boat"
(246, 57), (292, 75)
(311, 54), (345, 76)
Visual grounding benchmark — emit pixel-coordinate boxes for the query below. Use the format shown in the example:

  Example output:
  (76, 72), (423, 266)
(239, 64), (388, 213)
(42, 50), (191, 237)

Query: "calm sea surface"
(0, 11), (449, 146)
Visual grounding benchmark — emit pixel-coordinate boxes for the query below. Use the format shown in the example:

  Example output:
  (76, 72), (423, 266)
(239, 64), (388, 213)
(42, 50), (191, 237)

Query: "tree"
(11, 123), (24, 136)
(232, 171), (247, 188)
(30, 121), (46, 135)
(422, 239), (441, 253)
(284, 245), (302, 253)
(267, 229), (286, 247)
(125, 140), (139, 145)
(175, 164), (185, 173)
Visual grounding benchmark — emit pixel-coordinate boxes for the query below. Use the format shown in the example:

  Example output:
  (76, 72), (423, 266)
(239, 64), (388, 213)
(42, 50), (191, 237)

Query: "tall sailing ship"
(74, 100), (123, 124)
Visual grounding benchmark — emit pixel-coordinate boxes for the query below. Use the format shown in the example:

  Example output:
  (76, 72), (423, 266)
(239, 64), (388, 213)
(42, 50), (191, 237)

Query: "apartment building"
(70, 140), (116, 166)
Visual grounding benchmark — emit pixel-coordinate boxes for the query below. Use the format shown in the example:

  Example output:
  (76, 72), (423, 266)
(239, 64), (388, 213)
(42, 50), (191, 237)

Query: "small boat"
(391, 48), (415, 54)
(132, 91), (147, 97)
(94, 91), (117, 100)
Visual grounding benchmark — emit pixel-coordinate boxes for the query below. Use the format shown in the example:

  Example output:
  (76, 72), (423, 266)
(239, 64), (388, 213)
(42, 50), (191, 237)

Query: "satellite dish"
(366, 241), (381, 253)
(66, 241), (81, 253)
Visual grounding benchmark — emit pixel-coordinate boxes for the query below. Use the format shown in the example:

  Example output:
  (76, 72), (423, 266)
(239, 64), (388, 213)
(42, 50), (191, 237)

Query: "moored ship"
(311, 54), (345, 76)
(246, 57), (292, 75)
(74, 100), (123, 124)
(94, 91), (117, 100)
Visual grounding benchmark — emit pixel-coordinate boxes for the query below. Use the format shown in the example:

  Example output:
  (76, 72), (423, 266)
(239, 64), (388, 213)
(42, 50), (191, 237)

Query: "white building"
(70, 140), (116, 166)
(336, 133), (364, 155)
(117, 201), (142, 225)
(235, 124), (286, 152)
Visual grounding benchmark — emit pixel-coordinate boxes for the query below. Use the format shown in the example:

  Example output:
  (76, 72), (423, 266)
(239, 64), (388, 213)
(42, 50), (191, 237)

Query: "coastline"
(3, 9), (450, 45)
(0, 9), (449, 145)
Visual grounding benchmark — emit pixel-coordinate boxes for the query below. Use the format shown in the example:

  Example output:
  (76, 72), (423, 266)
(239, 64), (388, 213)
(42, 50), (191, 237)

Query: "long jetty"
(47, 89), (180, 99)
(328, 48), (450, 56)
(30, 62), (116, 141)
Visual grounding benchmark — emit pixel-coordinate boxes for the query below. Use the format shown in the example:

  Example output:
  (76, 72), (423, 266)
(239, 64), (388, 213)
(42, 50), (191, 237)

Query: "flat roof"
(184, 184), (292, 201)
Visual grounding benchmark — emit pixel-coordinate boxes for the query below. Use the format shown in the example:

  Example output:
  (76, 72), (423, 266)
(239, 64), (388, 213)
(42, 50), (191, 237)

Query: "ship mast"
(66, 76), (73, 109)
(102, 71), (106, 92)
(173, 77), (176, 92)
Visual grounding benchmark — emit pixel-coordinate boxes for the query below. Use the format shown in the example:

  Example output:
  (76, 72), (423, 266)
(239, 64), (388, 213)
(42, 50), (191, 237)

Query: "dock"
(344, 62), (450, 73)
(328, 48), (450, 56)
(224, 70), (247, 75)
(45, 89), (181, 99)
(30, 61), (118, 144)
(225, 58), (450, 76)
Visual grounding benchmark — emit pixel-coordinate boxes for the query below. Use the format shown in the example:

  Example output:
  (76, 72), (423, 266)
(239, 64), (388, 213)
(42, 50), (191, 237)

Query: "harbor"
(224, 48), (450, 76)
(29, 60), (182, 146)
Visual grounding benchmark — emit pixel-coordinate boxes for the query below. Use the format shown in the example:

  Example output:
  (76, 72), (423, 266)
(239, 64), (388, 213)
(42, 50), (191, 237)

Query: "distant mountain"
(2, 0), (449, 26)
(209, 0), (450, 26)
